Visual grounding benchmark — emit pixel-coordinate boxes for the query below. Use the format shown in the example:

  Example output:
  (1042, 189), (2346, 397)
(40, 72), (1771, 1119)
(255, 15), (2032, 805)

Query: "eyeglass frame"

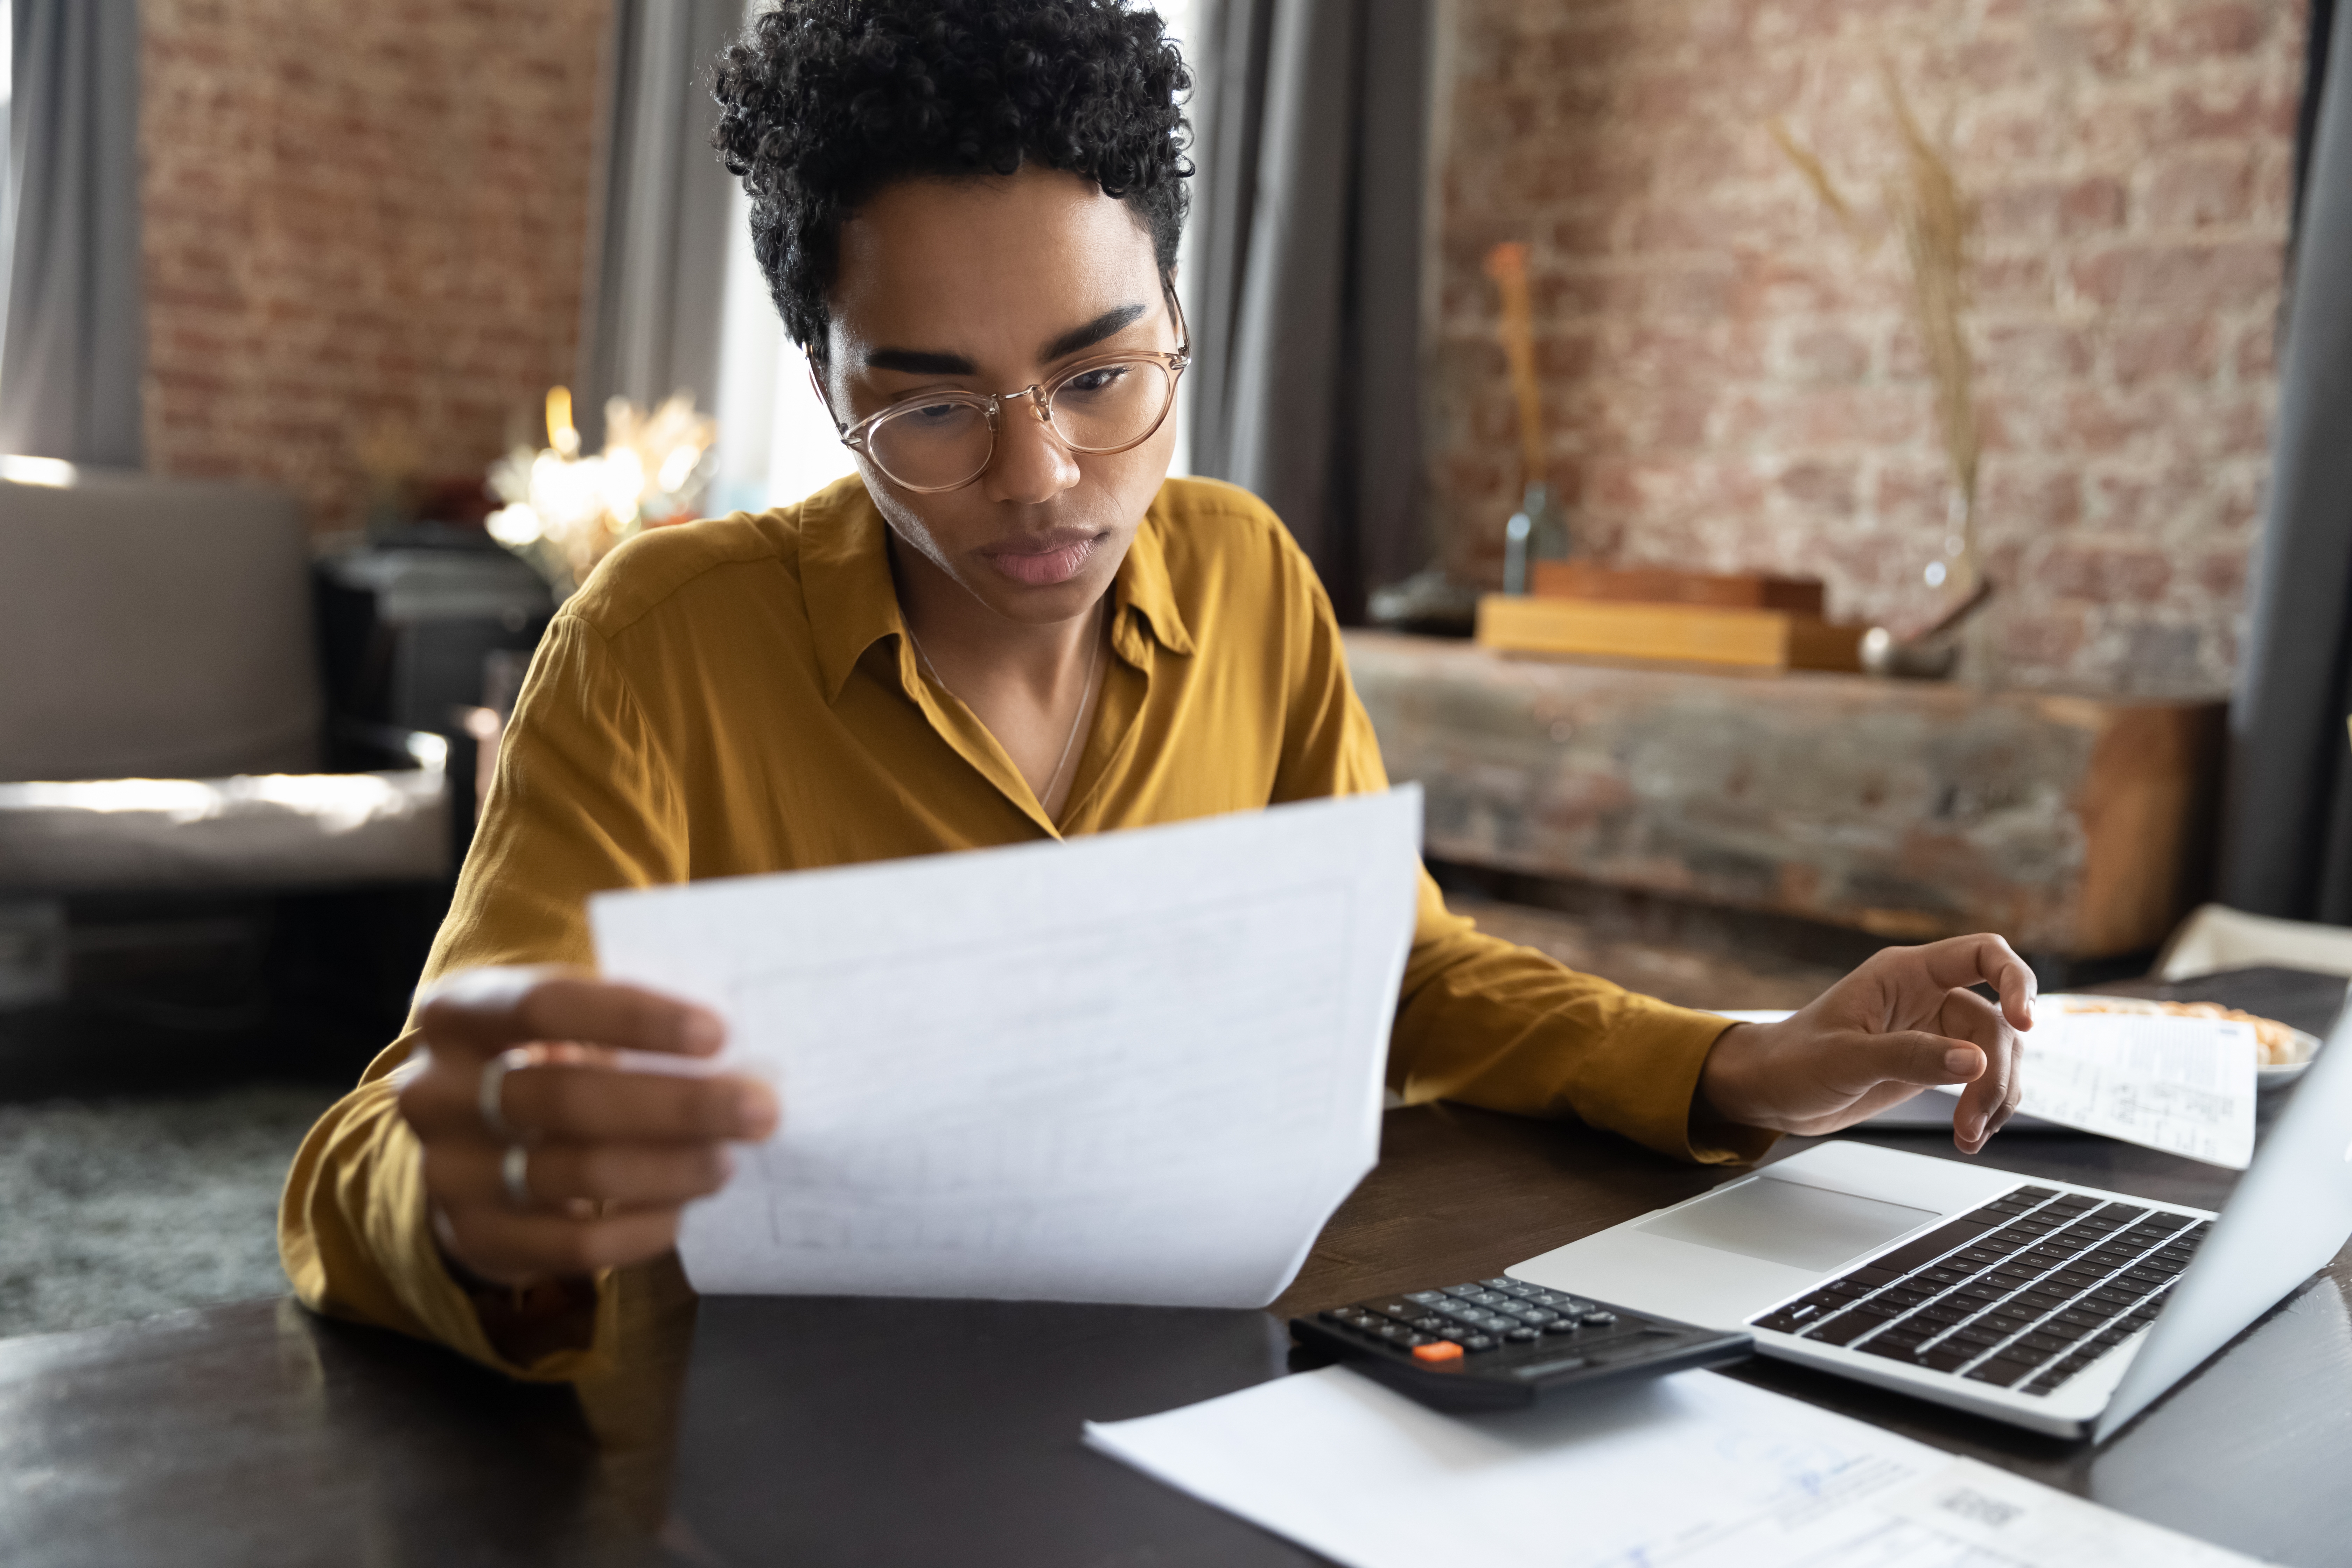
(815, 294), (1191, 495)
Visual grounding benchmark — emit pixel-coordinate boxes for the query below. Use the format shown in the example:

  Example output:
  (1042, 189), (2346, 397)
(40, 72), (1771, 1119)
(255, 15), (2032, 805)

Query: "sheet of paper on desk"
(1084, 1365), (2259, 1567)
(2017, 1013), (2257, 1169)
(589, 788), (1423, 1306)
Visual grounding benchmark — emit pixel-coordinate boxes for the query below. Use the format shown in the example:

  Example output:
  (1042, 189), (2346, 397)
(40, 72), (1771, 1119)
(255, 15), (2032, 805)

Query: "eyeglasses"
(827, 302), (1190, 494)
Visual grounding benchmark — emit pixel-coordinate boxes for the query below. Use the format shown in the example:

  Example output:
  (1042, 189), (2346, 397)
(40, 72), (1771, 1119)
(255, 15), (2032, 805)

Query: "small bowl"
(2258, 1031), (2321, 1088)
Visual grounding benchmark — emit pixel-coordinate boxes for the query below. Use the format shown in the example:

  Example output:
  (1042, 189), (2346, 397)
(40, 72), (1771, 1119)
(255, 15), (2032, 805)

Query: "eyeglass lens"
(864, 359), (1176, 491)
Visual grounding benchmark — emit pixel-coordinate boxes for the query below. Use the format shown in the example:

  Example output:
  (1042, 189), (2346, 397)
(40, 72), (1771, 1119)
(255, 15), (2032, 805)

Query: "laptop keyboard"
(1749, 1184), (2208, 1398)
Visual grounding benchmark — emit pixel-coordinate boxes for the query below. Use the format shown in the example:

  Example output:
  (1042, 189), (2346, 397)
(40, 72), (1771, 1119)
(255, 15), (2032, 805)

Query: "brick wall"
(1429, 0), (2308, 695)
(141, 0), (611, 533)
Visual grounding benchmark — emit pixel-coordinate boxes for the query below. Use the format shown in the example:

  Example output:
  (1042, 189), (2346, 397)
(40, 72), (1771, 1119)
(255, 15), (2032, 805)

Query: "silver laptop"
(1508, 1003), (2352, 1440)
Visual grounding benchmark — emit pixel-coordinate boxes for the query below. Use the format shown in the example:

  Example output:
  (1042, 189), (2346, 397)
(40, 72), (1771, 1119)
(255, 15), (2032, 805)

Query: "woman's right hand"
(395, 966), (779, 1288)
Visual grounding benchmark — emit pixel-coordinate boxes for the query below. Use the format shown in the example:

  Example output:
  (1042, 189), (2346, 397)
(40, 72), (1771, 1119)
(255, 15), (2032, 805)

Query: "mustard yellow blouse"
(279, 475), (1768, 1379)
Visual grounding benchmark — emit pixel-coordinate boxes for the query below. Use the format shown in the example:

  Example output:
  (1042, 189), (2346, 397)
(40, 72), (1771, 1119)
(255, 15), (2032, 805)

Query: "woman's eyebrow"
(864, 346), (977, 374)
(1040, 303), (1148, 362)
(862, 303), (1148, 376)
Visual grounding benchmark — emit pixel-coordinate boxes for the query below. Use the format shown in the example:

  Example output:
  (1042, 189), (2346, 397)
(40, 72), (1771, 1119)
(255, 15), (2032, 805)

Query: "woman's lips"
(981, 533), (1100, 587)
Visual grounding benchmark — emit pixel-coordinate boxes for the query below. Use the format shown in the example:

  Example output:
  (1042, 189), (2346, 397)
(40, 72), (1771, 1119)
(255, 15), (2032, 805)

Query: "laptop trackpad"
(1637, 1177), (1940, 1272)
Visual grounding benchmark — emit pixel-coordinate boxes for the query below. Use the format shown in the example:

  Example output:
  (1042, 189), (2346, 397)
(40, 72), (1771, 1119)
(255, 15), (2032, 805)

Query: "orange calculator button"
(1411, 1341), (1464, 1364)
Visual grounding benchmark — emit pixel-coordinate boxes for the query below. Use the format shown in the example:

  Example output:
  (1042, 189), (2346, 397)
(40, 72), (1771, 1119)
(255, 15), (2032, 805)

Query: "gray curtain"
(0, 0), (144, 467)
(2217, 5), (2352, 922)
(1188, 0), (1432, 622)
(574, 0), (744, 451)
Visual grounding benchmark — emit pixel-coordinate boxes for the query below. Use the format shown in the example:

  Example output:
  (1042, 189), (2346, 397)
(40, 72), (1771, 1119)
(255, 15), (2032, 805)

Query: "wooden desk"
(3, 1103), (2345, 1567)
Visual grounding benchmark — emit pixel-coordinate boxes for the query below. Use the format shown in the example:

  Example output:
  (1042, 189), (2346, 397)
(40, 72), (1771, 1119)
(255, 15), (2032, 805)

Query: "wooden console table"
(1346, 631), (2225, 958)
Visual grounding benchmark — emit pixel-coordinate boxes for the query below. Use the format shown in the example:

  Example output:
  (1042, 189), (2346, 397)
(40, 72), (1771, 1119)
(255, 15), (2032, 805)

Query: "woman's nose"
(979, 392), (1083, 504)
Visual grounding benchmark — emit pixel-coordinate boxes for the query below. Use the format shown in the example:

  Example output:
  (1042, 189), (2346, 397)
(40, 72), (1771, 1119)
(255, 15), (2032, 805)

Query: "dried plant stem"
(1883, 71), (1980, 599)
(1766, 119), (1868, 244)
(1771, 76), (1982, 606)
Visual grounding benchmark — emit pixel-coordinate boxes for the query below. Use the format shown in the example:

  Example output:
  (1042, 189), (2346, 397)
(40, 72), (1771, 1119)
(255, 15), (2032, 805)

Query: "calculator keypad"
(1318, 1279), (1638, 1357)
(1296, 1276), (1752, 1410)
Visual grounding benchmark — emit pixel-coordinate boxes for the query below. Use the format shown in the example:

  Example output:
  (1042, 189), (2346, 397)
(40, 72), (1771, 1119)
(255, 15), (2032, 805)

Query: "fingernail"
(684, 1012), (726, 1053)
(1944, 1046), (1977, 1076)
(734, 1082), (778, 1136)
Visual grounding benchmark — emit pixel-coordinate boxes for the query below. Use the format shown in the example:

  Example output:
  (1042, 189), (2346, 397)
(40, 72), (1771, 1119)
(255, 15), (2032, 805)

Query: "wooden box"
(1476, 594), (1865, 673)
(1530, 562), (1826, 616)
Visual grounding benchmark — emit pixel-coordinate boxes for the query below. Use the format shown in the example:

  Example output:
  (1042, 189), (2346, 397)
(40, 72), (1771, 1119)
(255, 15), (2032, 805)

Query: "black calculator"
(1290, 1277), (1751, 1411)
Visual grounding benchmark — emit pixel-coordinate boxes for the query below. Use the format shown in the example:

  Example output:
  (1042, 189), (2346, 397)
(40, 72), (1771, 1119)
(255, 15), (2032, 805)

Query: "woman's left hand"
(1697, 933), (2036, 1154)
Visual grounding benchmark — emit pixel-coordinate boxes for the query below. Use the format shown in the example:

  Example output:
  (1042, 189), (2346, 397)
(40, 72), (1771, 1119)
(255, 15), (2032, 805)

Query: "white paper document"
(2017, 1012), (2258, 1169)
(590, 789), (1423, 1305)
(1084, 1366), (2258, 1567)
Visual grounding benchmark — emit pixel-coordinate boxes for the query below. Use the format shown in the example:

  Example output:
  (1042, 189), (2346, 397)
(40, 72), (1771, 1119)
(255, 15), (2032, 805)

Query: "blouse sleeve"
(1265, 541), (1776, 1166)
(278, 615), (689, 1379)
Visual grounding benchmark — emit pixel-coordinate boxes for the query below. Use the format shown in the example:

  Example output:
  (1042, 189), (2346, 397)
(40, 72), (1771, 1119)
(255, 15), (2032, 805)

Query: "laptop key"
(1865, 1214), (2013, 1276)
(1966, 1358), (2041, 1387)
(1860, 1338), (1926, 1362)
(1805, 1314), (1879, 1346)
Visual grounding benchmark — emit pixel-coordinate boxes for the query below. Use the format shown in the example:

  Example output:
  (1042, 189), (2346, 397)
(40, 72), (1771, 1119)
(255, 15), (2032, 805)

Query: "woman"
(282, 0), (2032, 1378)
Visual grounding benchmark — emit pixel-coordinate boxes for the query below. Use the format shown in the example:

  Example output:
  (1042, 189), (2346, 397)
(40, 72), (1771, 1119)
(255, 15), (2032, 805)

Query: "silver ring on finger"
(502, 1143), (535, 1210)
(478, 1045), (536, 1142)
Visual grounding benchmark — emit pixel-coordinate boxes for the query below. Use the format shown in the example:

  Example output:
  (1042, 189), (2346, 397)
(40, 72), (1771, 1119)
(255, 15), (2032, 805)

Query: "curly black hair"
(712, 0), (1193, 356)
